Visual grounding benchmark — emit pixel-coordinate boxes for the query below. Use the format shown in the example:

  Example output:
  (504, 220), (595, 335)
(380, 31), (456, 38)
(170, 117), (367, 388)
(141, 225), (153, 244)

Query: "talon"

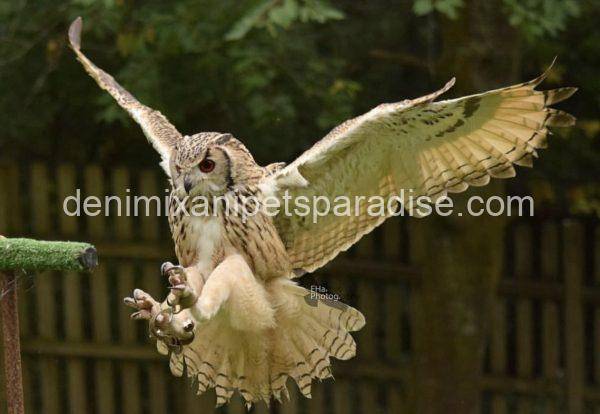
(124, 289), (159, 321)
(183, 320), (195, 332)
(169, 284), (186, 291)
(161, 261), (175, 276)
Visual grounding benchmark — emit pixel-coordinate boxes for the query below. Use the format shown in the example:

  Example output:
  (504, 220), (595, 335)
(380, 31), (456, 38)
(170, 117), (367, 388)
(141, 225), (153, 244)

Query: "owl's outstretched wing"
(68, 17), (182, 166)
(264, 64), (576, 274)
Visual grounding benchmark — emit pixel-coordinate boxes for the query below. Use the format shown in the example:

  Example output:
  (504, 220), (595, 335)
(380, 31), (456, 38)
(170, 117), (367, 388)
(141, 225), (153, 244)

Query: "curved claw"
(161, 261), (175, 276)
(124, 289), (159, 321)
(148, 308), (195, 350)
(160, 263), (198, 312)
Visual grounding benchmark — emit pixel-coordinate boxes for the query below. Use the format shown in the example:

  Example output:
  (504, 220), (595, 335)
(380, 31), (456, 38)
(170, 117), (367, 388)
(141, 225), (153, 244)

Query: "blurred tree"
(1, 0), (594, 188)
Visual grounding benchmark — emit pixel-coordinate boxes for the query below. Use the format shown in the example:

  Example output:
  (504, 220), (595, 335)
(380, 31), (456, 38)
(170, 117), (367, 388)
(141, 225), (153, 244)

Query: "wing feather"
(264, 63), (576, 273)
(68, 17), (182, 167)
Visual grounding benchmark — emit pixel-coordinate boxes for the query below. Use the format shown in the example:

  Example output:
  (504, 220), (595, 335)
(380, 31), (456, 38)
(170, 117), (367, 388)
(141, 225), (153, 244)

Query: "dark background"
(0, 1), (599, 413)
(0, 0), (597, 210)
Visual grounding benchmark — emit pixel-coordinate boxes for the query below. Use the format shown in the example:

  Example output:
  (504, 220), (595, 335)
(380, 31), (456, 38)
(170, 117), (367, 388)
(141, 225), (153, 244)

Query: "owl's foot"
(161, 262), (198, 313)
(124, 288), (160, 320)
(124, 288), (195, 353)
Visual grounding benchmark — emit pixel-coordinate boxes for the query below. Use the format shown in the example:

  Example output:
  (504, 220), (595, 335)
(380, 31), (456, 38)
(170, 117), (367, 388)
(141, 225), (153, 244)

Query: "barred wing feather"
(267, 65), (576, 274)
(68, 17), (182, 168)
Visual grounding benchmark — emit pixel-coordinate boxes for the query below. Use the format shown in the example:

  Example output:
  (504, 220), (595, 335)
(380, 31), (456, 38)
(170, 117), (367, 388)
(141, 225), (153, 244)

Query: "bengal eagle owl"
(69, 17), (576, 407)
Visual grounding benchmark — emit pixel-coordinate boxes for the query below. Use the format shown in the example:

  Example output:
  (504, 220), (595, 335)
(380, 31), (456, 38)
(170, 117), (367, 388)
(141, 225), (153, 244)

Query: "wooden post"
(0, 270), (25, 414)
(410, 183), (505, 414)
(564, 220), (584, 414)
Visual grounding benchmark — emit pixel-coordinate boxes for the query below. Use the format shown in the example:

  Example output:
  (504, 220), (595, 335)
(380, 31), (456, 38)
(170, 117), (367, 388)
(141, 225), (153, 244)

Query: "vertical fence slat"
(137, 169), (171, 413)
(57, 164), (78, 237)
(356, 232), (378, 362)
(85, 165), (116, 414)
(253, 401), (269, 414)
(595, 223), (600, 286)
(184, 383), (215, 413)
(307, 380), (325, 414)
(360, 382), (378, 413)
(564, 220), (584, 414)
(32, 163), (61, 414)
(333, 379), (351, 414)
(384, 283), (403, 364)
(30, 163), (52, 237)
(57, 164), (89, 414)
(63, 270), (88, 414)
(541, 222), (559, 280)
(595, 224), (600, 395)
(516, 300), (533, 414)
(514, 223), (532, 278)
(118, 264), (142, 414)
(91, 263), (115, 414)
(226, 395), (245, 414)
(0, 164), (23, 235)
(382, 220), (402, 261)
(490, 297), (508, 414)
(387, 384), (405, 414)
(516, 296), (533, 378)
(139, 170), (160, 241)
(112, 168), (143, 414)
(357, 280), (378, 361)
(544, 303), (560, 413)
(0, 164), (9, 234)
(514, 223), (533, 414)
(112, 168), (133, 240)
(21, 358), (33, 414)
(35, 288), (60, 414)
(541, 222), (560, 413)
(280, 381), (299, 414)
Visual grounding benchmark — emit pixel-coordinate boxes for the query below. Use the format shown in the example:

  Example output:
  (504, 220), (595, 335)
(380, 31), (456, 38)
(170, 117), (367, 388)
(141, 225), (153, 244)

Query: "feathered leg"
(192, 254), (275, 330)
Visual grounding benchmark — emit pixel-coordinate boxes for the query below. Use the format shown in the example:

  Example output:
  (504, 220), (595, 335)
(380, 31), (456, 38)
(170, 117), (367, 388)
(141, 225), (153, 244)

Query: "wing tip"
(68, 16), (83, 51)
(531, 56), (559, 87)
(439, 77), (456, 95)
(548, 110), (577, 127)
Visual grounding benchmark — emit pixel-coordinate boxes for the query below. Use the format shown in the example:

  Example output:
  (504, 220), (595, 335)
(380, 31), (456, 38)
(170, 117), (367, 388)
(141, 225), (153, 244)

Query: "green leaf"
(435, 0), (463, 19)
(225, 0), (274, 41)
(268, 0), (299, 28)
(299, 0), (345, 23)
(413, 0), (434, 16)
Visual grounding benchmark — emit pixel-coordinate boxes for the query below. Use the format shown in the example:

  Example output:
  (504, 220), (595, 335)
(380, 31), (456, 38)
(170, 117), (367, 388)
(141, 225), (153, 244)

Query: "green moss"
(0, 238), (97, 272)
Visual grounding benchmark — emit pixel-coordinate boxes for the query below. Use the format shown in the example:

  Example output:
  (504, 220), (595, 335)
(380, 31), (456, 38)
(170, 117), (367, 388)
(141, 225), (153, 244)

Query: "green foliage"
(225, 0), (344, 40)
(503, 0), (580, 39)
(0, 0), (596, 213)
(413, 0), (464, 19)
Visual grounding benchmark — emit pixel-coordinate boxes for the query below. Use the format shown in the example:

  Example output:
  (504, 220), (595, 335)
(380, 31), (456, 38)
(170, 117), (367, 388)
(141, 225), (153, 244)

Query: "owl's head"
(170, 132), (263, 196)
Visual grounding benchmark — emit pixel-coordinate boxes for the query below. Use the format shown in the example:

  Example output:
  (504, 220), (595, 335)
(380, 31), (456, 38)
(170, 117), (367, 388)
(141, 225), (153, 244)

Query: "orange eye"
(199, 159), (215, 173)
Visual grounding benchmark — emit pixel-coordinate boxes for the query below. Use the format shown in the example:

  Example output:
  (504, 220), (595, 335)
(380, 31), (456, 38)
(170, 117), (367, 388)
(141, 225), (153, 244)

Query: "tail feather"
(269, 279), (364, 398)
(158, 279), (365, 407)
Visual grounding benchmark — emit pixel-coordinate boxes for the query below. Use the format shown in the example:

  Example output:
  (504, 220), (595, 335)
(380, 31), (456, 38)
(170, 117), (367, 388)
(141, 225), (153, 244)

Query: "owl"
(69, 17), (576, 407)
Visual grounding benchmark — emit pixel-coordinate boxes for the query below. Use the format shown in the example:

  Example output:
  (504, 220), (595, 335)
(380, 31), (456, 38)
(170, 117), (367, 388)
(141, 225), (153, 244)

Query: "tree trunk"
(410, 1), (522, 412)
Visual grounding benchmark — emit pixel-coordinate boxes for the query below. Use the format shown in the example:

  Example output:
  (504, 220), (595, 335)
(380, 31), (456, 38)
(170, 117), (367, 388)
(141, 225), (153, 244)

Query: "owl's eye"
(199, 159), (215, 173)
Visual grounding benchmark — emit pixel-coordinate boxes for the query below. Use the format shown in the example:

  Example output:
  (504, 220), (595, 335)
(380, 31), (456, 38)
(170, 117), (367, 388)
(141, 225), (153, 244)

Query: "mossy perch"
(0, 238), (98, 271)
(0, 236), (98, 414)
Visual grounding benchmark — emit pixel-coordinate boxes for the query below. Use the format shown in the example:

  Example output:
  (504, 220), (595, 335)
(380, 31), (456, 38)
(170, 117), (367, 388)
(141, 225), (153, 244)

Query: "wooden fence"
(0, 161), (597, 413)
(482, 217), (600, 414)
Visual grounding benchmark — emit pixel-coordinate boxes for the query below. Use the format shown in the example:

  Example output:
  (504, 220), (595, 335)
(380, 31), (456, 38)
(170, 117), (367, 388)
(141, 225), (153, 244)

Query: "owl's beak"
(183, 177), (193, 194)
